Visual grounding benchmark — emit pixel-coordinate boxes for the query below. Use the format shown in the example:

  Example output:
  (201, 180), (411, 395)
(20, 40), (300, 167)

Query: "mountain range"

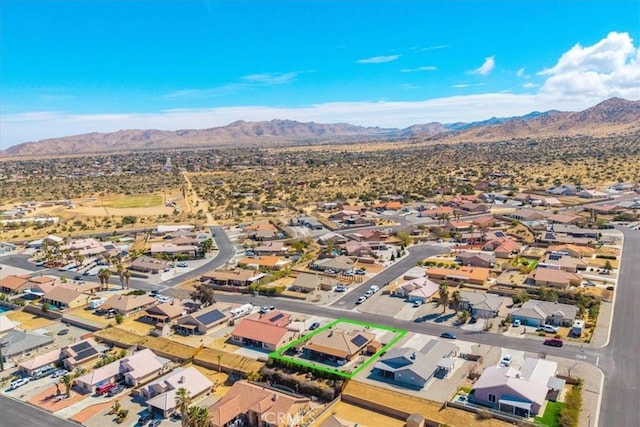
(2, 97), (639, 157)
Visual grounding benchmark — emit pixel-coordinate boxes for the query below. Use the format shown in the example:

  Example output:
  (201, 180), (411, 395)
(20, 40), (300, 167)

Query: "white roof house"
(142, 366), (212, 417)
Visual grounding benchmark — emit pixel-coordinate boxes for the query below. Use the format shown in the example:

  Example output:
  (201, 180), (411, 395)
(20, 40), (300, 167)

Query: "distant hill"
(429, 97), (640, 143)
(3, 97), (639, 157)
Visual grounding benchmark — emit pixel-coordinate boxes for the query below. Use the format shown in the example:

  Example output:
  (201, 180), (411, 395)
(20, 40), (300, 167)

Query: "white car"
(10, 378), (30, 390)
(500, 354), (512, 367)
(364, 290), (374, 297)
(413, 300), (423, 307)
(539, 324), (558, 333)
(355, 296), (367, 304)
(51, 369), (68, 378)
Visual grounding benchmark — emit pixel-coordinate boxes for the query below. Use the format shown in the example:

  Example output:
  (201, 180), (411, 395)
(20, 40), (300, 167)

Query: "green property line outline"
(269, 318), (407, 379)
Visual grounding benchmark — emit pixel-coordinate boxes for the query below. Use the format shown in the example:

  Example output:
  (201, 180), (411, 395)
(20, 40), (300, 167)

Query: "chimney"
(179, 376), (185, 383)
(410, 352), (416, 360)
(272, 393), (278, 401)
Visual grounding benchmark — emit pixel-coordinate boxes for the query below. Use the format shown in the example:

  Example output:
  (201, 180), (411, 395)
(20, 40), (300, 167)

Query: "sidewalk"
(589, 301), (612, 348)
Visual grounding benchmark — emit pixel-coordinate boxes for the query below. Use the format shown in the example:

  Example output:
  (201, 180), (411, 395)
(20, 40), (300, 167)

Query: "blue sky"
(1, 0), (639, 147)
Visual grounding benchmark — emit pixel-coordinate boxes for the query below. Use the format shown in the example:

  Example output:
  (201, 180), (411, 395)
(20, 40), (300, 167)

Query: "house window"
(488, 393), (496, 403)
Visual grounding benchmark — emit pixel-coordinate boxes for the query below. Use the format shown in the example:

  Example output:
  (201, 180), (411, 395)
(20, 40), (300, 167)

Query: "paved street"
(330, 244), (449, 307)
(597, 226), (640, 427)
(0, 394), (79, 427)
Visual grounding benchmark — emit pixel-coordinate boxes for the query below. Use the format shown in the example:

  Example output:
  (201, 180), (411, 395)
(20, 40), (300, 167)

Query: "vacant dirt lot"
(6, 310), (57, 330)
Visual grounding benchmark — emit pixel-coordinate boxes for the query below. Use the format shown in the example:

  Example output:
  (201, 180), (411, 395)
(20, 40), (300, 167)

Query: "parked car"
(10, 378), (30, 390)
(259, 306), (275, 313)
(334, 285), (347, 292)
(544, 338), (564, 347)
(57, 328), (70, 335)
(149, 420), (162, 427)
(51, 369), (68, 378)
(512, 319), (521, 327)
(500, 354), (512, 367)
(354, 269), (366, 275)
(469, 317), (477, 324)
(413, 300), (423, 307)
(538, 324), (558, 334)
(74, 275), (83, 280)
(356, 296), (367, 304)
(107, 385), (125, 397)
(364, 290), (374, 297)
(149, 290), (160, 296)
(308, 322), (320, 331)
(176, 262), (188, 267)
(440, 332), (456, 339)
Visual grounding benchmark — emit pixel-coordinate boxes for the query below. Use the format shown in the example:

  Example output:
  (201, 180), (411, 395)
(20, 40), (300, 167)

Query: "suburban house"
(469, 358), (564, 417)
(390, 277), (438, 300)
(22, 276), (59, 297)
(505, 209), (547, 222)
(446, 221), (473, 233)
(542, 253), (588, 273)
(290, 215), (324, 230)
(75, 349), (165, 393)
(458, 291), (504, 319)
(62, 338), (107, 370)
(0, 274), (31, 294)
(289, 273), (337, 293)
(141, 366), (212, 418)
(253, 241), (288, 256)
(551, 225), (599, 239)
(418, 206), (453, 219)
(41, 286), (88, 310)
(427, 266), (490, 286)
(230, 318), (297, 352)
(139, 301), (187, 324)
(546, 244), (595, 259)
(490, 239), (522, 259)
(238, 256), (292, 271)
(459, 201), (488, 213)
(316, 232), (348, 245)
(373, 339), (457, 389)
(201, 269), (263, 287)
(310, 256), (355, 273)
(343, 241), (374, 257)
(302, 328), (376, 363)
(149, 243), (199, 258)
(578, 189), (609, 199)
(174, 305), (229, 335)
(456, 252), (495, 268)
(244, 221), (280, 241)
(510, 300), (578, 327)
(209, 381), (311, 427)
(328, 209), (360, 222)
(545, 214), (584, 225)
(533, 268), (582, 289)
(19, 348), (62, 376)
(129, 256), (171, 274)
(472, 216), (497, 228)
(546, 185), (577, 196)
(102, 294), (158, 316)
(347, 229), (386, 242)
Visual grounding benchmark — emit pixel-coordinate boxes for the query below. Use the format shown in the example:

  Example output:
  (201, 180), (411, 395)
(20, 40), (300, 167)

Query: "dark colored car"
(309, 322), (320, 330)
(57, 329), (69, 336)
(440, 332), (457, 339)
(544, 338), (563, 347)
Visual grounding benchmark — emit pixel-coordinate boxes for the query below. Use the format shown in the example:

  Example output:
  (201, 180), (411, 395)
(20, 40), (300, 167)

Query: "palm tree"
(175, 387), (191, 427)
(123, 270), (131, 289)
(451, 290), (462, 315)
(186, 406), (212, 427)
(438, 281), (449, 314)
(60, 374), (74, 398)
(116, 263), (125, 289)
(98, 268), (111, 291)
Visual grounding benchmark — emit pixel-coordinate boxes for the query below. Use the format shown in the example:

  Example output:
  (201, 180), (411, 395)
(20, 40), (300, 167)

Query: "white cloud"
(3, 33), (640, 148)
(164, 72), (300, 99)
(400, 66), (437, 73)
(517, 67), (530, 78)
(523, 82), (539, 88)
(400, 83), (419, 90)
(410, 45), (449, 52)
(357, 55), (401, 64)
(471, 56), (495, 75)
(539, 31), (640, 100)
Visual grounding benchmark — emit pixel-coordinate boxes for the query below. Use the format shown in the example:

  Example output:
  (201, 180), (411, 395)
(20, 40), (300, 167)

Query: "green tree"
(186, 406), (212, 427)
(60, 374), (74, 398)
(190, 284), (216, 307)
(115, 313), (123, 324)
(603, 260), (613, 272)
(451, 290), (462, 314)
(175, 387), (192, 427)
(438, 281), (449, 314)
(98, 268), (111, 291)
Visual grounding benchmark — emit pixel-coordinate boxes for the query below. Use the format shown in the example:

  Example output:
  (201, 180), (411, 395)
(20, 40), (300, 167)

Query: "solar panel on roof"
(72, 341), (91, 352)
(350, 334), (369, 348)
(495, 231), (505, 238)
(548, 254), (562, 261)
(196, 309), (225, 326)
(269, 313), (285, 323)
(75, 347), (98, 361)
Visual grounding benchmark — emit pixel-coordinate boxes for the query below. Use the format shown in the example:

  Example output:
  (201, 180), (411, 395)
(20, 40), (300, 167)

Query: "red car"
(544, 338), (563, 347)
(96, 382), (117, 395)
